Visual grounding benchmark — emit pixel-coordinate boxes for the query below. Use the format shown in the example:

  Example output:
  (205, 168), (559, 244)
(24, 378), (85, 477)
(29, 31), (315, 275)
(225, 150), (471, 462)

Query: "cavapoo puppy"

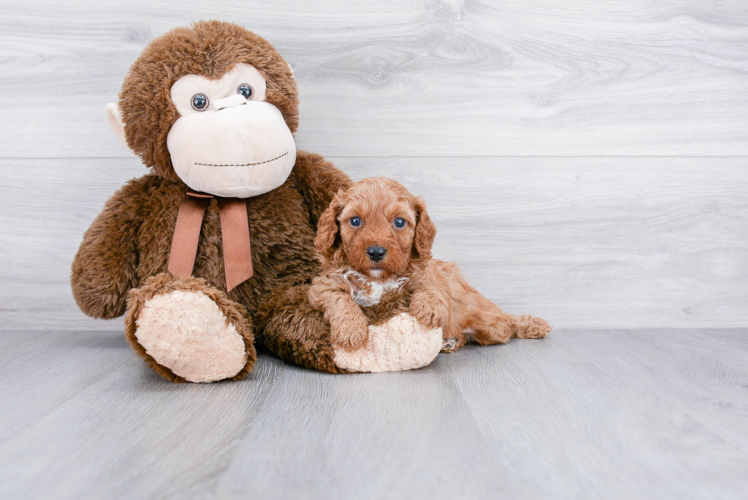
(309, 177), (551, 352)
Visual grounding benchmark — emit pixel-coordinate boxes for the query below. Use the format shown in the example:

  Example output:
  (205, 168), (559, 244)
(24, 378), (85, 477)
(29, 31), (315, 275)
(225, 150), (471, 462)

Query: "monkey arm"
(71, 177), (150, 319)
(290, 150), (352, 227)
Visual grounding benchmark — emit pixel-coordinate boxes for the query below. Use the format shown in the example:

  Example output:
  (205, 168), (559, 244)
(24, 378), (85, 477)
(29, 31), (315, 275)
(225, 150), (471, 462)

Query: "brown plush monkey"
(71, 21), (365, 382)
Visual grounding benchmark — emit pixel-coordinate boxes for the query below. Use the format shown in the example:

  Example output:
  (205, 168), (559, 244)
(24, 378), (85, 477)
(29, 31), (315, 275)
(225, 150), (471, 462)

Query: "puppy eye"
(191, 94), (209, 111)
(394, 217), (406, 229)
(349, 216), (361, 228)
(237, 84), (253, 99)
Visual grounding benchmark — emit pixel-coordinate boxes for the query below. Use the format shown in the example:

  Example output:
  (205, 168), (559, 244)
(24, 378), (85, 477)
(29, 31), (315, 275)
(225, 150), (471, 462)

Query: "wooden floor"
(0, 329), (746, 499)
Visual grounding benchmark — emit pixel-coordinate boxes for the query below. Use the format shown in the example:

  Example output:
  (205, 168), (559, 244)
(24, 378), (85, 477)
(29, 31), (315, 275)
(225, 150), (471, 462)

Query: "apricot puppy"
(308, 177), (551, 352)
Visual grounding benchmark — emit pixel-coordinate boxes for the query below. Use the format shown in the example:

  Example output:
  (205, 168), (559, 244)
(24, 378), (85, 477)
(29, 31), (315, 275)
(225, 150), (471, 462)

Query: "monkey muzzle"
(166, 99), (296, 198)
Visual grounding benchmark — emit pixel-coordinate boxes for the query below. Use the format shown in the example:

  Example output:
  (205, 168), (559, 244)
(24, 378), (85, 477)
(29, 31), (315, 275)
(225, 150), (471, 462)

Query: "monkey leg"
(124, 273), (257, 383)
(254, 284), (347, 374)
(256, 284), (443, 373)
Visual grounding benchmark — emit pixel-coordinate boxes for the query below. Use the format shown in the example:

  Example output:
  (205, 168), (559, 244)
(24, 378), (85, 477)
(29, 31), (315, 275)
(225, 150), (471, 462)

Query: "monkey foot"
(333, 313), (442, 373)
(125, 274), (256, 383)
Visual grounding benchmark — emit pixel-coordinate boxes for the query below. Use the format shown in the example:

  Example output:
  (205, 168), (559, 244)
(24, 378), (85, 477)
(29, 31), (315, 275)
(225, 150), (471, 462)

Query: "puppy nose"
(367, 246), (387, 262)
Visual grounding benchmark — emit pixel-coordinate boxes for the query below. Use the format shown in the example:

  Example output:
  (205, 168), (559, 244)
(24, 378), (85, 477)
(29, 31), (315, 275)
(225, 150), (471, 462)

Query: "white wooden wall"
(1, 0), (747, 330)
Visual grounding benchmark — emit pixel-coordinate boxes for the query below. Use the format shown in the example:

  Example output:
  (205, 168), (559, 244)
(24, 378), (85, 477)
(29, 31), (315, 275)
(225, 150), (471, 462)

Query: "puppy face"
(315, 177), (436, 279)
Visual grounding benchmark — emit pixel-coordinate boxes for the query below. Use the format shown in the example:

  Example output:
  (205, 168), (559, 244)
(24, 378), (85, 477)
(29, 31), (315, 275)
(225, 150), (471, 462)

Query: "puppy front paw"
(330, 316), (370, 352)
(409, 294), (449, 329)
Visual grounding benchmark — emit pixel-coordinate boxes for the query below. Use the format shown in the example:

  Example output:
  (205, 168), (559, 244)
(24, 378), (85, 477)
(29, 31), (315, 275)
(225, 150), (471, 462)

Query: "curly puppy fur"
(309, 177), (552, 352)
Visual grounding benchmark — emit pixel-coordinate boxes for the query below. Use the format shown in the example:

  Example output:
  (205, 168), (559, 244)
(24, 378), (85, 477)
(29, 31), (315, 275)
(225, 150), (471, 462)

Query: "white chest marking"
(337, 270), (409, 307)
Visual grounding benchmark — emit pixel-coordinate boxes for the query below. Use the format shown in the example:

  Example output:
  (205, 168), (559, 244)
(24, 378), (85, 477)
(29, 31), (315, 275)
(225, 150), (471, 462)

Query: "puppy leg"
(325, 298), (371, 351)
(438, 261), (551, 348)
(435, 262), (515, 348)
(309, 275), (370, 351)
(409, 289), (450, 330)
(463, 296), (552, 345)
(254, 284), (348, 374)
(462, 294), (516, 346)
(409, 261), (451, 330)
(461, 299), (553, 349)
(512, 314), (552, 339)
(440, 336), (467, 353)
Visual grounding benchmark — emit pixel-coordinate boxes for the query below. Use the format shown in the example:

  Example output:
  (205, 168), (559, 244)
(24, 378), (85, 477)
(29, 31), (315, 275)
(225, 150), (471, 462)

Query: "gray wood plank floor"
(0, 329), (746, 499)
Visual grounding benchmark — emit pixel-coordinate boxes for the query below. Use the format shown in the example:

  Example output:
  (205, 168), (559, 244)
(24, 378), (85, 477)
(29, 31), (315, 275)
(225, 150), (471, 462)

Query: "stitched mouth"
(194, 151), (289, 167)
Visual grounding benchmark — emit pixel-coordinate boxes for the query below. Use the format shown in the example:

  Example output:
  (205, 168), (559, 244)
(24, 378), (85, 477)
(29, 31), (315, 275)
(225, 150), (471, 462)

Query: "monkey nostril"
(367, 246), (387, 262)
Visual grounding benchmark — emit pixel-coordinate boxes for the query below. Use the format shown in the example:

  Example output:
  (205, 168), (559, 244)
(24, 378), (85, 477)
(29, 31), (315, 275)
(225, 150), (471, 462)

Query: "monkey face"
(165, 63), (296, 198)
(107, 22), (300, 189)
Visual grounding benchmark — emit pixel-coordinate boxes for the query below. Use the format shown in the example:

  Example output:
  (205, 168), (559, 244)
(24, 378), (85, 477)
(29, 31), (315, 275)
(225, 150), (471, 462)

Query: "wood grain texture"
(0, 329), (746, 499)
(0, 0), (747, 157)
(2, 157), (746, 330)
(2, 3), (746, 498)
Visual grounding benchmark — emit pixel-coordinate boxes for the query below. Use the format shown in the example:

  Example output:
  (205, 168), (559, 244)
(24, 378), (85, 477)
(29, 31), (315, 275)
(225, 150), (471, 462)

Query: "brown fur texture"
(71, 22), (352, 379)
(308, 177), (552, 353)
(72, 151), (349, 320)
(254, 285), (348, 374)
(119, 20), (298, 180)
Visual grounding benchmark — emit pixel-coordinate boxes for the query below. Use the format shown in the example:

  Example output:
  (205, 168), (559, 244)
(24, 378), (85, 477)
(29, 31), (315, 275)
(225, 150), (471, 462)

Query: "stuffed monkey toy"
(72, 21), (438, 382)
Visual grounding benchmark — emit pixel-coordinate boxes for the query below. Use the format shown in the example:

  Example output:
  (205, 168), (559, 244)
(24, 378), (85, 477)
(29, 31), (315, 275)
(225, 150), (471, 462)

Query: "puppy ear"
(315, 191), (345, 263)
(413, 196), (436, 260)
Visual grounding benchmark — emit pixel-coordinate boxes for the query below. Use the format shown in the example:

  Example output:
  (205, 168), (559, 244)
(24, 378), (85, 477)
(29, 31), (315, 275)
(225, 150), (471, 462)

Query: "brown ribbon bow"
(168, 191), (253, 291)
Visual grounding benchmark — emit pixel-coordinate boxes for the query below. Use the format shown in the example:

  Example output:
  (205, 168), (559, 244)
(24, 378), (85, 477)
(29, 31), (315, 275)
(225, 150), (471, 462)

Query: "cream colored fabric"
(107, 63), (296, 199)
(214, 94), (248, 110)
(166, 100), (296, 198)
(105, 102), (127, 149)
(334, 313), (442, 373)
(167, 63), (294, 198)
(135, 290), (247, 383)
(170, 64), (267, 114)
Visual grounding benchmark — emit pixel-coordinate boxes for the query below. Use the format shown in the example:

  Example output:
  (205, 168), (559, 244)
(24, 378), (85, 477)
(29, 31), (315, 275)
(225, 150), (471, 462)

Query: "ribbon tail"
(218, 198), (253, 291)
(168, 195), (209, 277)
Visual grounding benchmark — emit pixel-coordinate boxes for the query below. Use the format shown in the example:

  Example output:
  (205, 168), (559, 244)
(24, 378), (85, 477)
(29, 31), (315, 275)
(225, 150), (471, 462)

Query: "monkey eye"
(394, 217), (406, 229)
(237, 84), (253, 99)
(349, 216), (362, 228)
(191, 94), (209, 111)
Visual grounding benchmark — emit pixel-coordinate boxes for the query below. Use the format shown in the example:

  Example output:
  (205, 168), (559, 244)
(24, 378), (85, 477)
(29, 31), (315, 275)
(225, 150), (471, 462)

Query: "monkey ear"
(105, 102), (129, 150)
(314, 192), (345, 263)
(413, 196), (436, 260)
